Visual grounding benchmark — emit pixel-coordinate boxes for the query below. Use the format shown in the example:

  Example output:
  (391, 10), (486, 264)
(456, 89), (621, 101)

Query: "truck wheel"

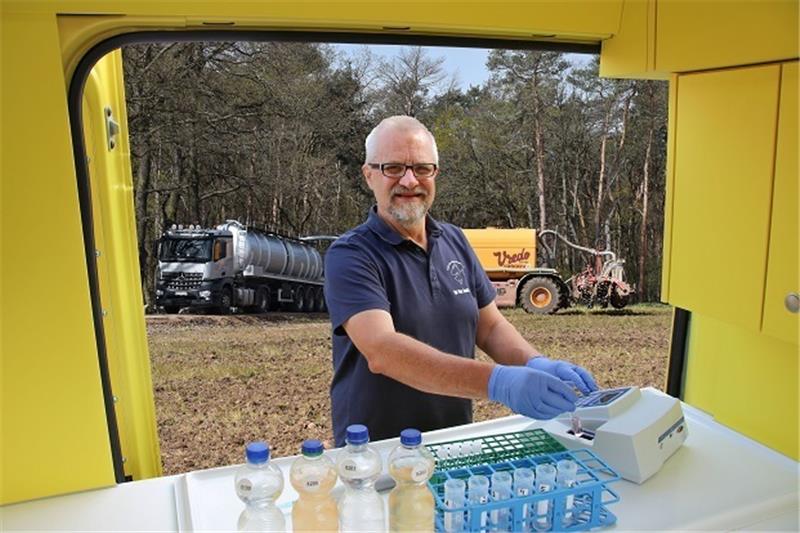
(303, 287), (316, 312)
(163, 306), (180, 314)
(217, 288), (233, 314)
(520, 277), (562, 314)
(291, 286), (306, 312)
(610, 287), (629, 309)
(314, 287), (326, 313)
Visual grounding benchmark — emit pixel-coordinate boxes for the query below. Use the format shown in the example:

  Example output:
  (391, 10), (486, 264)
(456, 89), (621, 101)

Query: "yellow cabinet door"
(763, 62), (799, 345)
(668, 64), (780, 331)
(656, 1), (799, 73)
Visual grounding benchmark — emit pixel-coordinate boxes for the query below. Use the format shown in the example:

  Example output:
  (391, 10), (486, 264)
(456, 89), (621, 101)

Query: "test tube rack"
(426, 430), (621, 532)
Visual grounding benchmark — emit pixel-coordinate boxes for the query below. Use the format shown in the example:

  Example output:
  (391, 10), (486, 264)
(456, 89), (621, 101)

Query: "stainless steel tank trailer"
(155, 220), (330, 314)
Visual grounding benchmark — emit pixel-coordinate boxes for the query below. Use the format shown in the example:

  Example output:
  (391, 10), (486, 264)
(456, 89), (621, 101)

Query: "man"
(324, 116), (598, 446)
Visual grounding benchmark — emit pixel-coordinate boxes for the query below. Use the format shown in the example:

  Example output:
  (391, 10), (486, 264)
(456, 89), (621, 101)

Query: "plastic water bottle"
(234, 441), (286, 532)
(388, 428), (435, 532)
(336, 424), (385, 532)
(533, 464), (556, 532)
(289, 439), (338, 531)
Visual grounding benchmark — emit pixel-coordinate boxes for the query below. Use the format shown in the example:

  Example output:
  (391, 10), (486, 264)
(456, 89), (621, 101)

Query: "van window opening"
(69, 31), (667, 477)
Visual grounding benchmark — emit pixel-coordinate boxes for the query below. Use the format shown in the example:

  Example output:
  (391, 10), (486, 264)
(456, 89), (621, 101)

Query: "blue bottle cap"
(346, 424), (369, 445)
(302, 439), (324, 456)
(400, 428), (422, 446)
(245, 441), (270, 464)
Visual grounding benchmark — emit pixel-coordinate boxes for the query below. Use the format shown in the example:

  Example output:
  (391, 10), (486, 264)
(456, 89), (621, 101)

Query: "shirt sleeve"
(457, 228), (496, 309)
(324, 239), (391, 336)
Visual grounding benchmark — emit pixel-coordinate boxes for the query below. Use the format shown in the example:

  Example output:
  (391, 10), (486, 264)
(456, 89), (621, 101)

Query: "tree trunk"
(594, 105), (611, 245)
(638, 127), (653, 301)
(532, 84), (547, 230)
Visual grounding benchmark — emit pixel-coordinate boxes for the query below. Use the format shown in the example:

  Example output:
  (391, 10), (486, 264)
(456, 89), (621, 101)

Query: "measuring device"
(542, 386), (687, 483)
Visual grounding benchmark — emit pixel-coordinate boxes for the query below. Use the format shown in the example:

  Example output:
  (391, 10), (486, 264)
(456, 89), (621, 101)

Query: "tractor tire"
(610, 287), (630, 309)
(520, 277), (562, 315)
(290, 286), (306, 313)
(163, 305), (181, 314)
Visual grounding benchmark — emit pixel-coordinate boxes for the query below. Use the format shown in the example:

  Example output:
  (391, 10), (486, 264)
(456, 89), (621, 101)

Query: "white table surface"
(2, 395), (798, 531)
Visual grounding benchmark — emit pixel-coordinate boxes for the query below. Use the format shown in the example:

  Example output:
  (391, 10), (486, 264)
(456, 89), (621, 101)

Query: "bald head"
(364, 115), (439, 165)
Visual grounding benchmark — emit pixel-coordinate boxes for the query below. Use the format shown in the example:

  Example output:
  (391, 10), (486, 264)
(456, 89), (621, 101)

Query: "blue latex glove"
(526, 356), (599, 395)
(488, 365), (578, 420)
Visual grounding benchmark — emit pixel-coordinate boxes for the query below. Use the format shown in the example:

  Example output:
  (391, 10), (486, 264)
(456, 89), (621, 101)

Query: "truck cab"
(155, 227), (234, 313)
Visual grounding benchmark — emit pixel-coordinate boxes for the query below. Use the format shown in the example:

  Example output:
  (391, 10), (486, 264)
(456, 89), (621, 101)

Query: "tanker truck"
(155, 220), (331, 314)
(462, 228), (633, 314)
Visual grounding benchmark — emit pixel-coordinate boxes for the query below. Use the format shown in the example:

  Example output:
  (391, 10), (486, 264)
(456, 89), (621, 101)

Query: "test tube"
(513, 468), (535, 532)
(557, 459), (578, 527)
(468, 474), (490, 531)
(490, 471), (512, 531)
(534, 464), (556, 532)
(444, 478), (466, 532)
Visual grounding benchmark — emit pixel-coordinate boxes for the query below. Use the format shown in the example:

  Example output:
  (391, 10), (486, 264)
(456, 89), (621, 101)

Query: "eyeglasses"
(368, 163), (438, 180)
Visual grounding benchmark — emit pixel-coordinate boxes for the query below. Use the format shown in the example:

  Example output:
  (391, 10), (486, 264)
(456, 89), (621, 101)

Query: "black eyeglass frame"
(367, 163), (439, 179)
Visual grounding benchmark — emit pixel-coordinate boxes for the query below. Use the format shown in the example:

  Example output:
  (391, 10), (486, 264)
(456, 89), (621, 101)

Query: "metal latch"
(105, 106), (120, 150)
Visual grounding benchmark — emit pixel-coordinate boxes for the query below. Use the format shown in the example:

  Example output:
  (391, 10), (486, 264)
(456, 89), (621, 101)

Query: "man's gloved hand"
(526, 356), (599, 395)
(488, 365), (578, 420)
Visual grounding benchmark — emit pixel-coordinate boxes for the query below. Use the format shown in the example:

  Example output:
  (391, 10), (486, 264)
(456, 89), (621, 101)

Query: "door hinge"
(105, 106), (120, 150)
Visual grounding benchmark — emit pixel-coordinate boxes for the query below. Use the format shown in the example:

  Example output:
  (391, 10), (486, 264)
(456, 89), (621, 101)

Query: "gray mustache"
(391, 186), (428, 197)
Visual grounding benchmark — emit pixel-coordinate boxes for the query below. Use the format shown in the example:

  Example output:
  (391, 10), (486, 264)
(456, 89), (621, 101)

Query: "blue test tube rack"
(428, 448), (621, 532)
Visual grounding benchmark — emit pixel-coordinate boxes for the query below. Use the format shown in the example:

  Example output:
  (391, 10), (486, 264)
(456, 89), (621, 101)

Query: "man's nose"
(398, 167), (419, 187)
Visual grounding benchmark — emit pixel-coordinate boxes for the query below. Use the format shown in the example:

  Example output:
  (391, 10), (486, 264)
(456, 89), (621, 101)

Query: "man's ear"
(362, 164), (374, 191)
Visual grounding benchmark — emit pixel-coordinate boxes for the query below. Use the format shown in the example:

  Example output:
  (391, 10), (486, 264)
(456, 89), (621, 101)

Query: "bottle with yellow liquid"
(388, 428), (435, 532)
(289, 439), (338, 532)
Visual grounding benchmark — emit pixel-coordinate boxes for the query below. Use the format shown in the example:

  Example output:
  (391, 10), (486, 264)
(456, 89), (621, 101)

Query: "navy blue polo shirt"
(324, 206), (496, 446)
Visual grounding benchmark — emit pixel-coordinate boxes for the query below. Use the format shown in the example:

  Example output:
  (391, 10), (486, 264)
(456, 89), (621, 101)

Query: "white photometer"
(542, 386), (687, 483)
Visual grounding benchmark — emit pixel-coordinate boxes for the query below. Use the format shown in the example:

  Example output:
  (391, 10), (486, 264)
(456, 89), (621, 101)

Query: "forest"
(122, 42), (668, 306)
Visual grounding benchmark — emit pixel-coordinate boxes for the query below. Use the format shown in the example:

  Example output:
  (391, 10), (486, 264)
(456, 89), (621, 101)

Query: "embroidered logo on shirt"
(447, 260), (470, 295)
(447, 260), (466, 285)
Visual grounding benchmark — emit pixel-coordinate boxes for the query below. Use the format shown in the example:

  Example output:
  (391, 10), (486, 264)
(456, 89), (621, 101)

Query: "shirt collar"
(366, 205), (443, 246)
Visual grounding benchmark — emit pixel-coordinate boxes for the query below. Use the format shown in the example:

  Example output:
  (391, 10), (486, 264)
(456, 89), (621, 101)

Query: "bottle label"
(304, 476), (322, 492)
(411, 461), (431, 483)
(237, 479), (252, 494)
(341, 459), (358, 474)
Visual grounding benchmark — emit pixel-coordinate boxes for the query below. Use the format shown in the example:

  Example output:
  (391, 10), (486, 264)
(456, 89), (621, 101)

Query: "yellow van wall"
(685, 312), (798, 459)
(1, 11), (116, 503)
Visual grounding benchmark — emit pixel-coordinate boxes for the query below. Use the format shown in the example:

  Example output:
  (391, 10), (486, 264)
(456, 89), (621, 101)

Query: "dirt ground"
(147, 305), (672, 475)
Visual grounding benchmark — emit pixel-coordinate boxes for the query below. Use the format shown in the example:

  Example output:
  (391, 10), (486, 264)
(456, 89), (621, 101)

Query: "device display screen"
(577, 387), (630, 407)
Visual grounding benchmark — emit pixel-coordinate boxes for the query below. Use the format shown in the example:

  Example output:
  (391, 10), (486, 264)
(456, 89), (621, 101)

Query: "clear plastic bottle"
(290, 439), (338, 531)
(234, 441), (286, 532)
(336, 424), (385, 532)
(388, 428), (435, 532)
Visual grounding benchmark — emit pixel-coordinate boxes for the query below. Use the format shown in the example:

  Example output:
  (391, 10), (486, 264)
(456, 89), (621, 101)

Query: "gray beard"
(388, 200), (428, 228)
